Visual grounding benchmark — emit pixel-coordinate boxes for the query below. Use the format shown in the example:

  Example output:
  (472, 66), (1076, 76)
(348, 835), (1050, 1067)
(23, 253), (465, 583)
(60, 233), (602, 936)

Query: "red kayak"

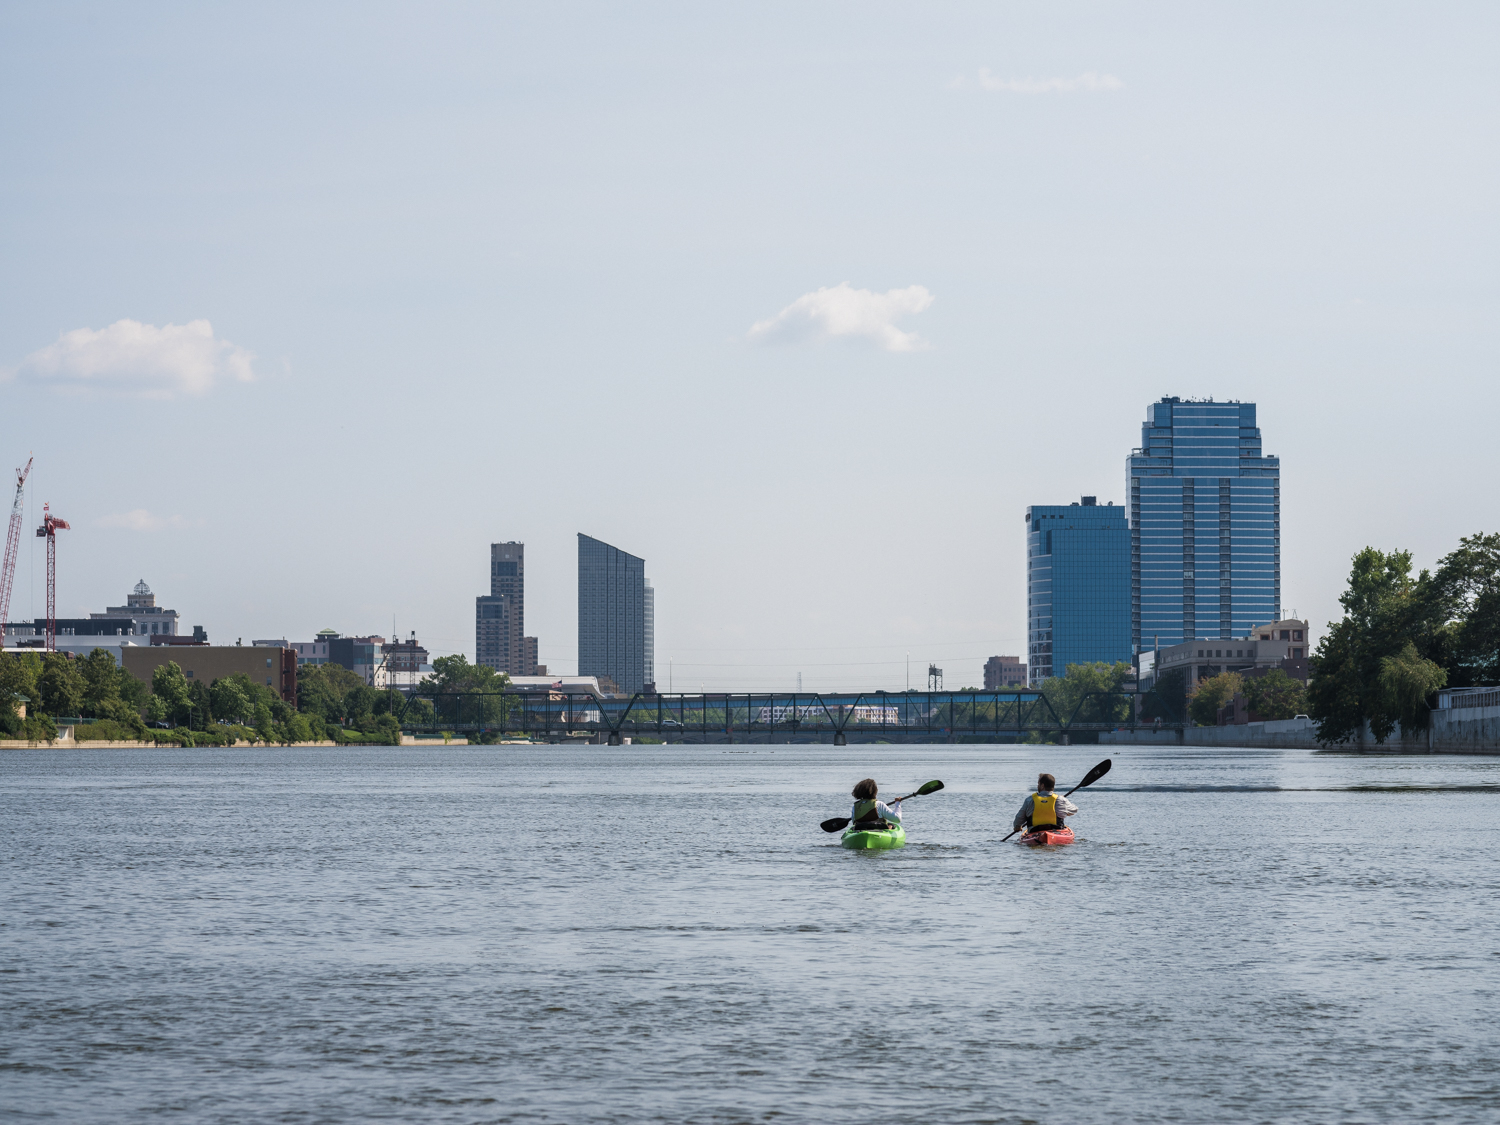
(1018, 826), (1075, 847)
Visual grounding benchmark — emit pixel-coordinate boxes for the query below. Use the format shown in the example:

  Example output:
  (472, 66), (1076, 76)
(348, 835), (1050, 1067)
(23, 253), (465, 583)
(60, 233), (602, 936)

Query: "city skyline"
(3, 8), (1498, 689)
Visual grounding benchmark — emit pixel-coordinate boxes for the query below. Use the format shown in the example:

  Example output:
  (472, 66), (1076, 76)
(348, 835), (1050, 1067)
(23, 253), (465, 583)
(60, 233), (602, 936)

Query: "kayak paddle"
(820, 779), (944, 833)
(1001, 758), (1112, 841)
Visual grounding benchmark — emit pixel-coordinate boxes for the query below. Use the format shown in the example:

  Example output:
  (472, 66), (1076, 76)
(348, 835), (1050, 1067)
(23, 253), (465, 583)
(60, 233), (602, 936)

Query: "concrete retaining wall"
(1102, 706), (1500, 753)
(1432, 703), (1500, 752)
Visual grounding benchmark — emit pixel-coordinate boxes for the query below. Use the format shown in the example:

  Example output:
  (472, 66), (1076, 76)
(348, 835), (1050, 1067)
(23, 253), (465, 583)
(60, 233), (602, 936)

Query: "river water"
(3, 744), (1498, 1124)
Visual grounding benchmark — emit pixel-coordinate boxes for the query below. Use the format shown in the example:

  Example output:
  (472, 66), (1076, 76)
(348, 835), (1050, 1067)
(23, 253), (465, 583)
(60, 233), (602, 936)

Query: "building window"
(1280, 630), (1290, 640)
(266, 658), (272, 667)
(185, 670), (194, 677)
(1293, 630), (1303, 641)
(1293, 648), (1303, 658)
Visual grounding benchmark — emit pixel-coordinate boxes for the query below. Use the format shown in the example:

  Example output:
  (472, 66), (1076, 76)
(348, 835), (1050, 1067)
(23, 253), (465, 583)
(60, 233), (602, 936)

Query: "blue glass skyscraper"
(1127, 397), (1280, 652)
(1026, 497), (1132, 686)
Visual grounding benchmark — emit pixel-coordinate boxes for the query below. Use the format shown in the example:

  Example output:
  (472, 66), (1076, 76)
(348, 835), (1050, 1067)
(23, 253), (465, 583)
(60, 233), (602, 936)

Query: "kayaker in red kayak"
(1012, 773), (1077, 835)
(850, 778), (903, 829)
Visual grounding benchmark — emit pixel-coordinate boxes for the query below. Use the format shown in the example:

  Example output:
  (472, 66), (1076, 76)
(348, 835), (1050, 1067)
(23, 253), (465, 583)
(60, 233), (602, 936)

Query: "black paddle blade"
(1066, 758), (1112, 795)
(821, 817), (851, 833)
(915, 779), (944, 796)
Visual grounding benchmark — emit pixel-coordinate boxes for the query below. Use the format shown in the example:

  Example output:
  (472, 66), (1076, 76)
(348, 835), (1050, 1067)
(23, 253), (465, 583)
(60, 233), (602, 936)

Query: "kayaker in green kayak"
(1012, 772), (1077, 834)
(850, 778), (903, 829)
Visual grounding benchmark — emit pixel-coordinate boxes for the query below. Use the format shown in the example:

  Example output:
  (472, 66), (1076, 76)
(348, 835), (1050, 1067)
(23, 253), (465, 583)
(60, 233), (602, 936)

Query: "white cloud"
(951, 70), (1124, 94)
(14, 319), (255, 398)
(98, 509), (193, 532)
(748, 283), (935, 352)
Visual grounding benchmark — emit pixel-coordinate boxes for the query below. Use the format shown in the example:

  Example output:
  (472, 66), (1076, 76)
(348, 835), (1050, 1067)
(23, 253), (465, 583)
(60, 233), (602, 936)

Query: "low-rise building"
(122, 645), (297, 703)
(1147, 618), (1311, 690)
(382, 635), (430, 692)
(984, 656), (1027, 690)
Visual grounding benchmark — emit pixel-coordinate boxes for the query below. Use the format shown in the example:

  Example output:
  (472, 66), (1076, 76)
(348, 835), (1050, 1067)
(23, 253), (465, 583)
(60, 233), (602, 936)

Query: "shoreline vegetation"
(1, 652), (514, 748)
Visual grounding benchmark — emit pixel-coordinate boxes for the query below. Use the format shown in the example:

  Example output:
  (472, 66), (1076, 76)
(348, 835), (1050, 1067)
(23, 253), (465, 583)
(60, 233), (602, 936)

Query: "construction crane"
(0, 455), (33, 633)
(35, 503), (70, 652)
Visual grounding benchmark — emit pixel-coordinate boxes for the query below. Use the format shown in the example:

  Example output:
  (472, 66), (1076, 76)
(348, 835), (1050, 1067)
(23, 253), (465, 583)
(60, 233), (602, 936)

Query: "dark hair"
(1038, 773), (1056, 791)
(852, 778), (878, 800)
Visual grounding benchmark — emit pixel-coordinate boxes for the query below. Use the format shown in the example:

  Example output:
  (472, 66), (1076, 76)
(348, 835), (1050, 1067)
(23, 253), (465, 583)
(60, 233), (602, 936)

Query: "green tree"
(1037, 662), (1134, 732)
(1243, 669), (1307, 721)
(254, 700), (274, 742)
(421, 655), (514, 729)
(118, 666), (149, 711)
(296, 663), (371, 725)
(150, 661), (194, 727)
(210, 676), (253, 725)
(1139, 666), (1188, 723)
(0, 651), (42, 733)
(278, 711), (314, 745)
(79, 649), (123, 716)
(1431, 532), (1500, 686)
(186, 679), (212, 729)
(1309, 547), (1450, 744)
(1377, 642), (1447, 733)
(39, 654), (86, 717)
(1188, 671), (1243, 726)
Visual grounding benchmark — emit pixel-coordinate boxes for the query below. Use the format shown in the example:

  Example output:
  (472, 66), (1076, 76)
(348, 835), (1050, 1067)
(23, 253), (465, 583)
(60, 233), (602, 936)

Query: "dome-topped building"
(91, 580), (180, 636)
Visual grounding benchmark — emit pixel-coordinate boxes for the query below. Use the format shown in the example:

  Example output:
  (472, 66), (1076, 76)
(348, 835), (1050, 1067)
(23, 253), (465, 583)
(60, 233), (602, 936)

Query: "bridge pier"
(834, 732), (846, 746)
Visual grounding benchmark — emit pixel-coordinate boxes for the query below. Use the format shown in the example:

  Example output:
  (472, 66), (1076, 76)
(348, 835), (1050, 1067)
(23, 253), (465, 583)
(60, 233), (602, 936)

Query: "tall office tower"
(643, 579), (655, 689)
(476, 541), (534, 674)
(1025, 497), (1132, 686)
(1127, 397), (1280, 653)
(578, 534), (646, 693)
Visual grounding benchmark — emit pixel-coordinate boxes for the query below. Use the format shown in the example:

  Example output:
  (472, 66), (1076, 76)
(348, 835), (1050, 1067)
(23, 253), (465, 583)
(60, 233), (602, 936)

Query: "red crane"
(0, 456), (33, 633)
(35, 503), (70, 652)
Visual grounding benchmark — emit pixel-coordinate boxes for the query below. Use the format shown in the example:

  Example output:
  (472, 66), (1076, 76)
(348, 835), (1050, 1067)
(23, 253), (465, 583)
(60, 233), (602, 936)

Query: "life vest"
(852, 798), (888, 826)
(1029, 791), (1059, 829)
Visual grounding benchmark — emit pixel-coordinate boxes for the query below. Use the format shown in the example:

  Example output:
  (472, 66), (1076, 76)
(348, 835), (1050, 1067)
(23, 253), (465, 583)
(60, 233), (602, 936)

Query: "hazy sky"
(3, 3), (1498, 691)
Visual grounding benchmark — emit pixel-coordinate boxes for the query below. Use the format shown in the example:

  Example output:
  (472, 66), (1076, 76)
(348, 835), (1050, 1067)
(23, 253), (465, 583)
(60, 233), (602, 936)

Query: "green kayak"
(840, 822), (906, 850)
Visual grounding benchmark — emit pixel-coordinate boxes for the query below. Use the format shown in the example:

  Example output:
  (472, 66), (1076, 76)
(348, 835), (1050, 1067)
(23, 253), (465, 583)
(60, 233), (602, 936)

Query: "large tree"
(148, 661), (195, 727)
(39, 654), (86, 718)
(1243, 669), (1307, 721)
(1139, 666), (1188, 723)
(1308, 547), (1449, 744)
(1431, 532), (1500, 686)
(420, 655), (514, 728)
(1037, 662), (1134, 729)
(210, 675), (254, 725)
(1188, 671), (1242, 727)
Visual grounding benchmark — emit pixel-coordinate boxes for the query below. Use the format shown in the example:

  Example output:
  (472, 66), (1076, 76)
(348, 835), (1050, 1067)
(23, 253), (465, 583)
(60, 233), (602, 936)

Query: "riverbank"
(0, 735), (472, 749)
(1102, 700), (1500, 753)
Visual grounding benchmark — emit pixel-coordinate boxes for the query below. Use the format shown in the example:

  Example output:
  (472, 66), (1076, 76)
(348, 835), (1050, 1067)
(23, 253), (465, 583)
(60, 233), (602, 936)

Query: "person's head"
(852, 778), (878, 800)
(1037, 773), (1056, 792)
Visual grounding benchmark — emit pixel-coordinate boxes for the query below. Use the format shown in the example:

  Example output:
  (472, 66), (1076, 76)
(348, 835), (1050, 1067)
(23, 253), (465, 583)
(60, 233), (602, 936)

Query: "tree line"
(1, 649), (514, 745)
(1307, 533), (1499, 744)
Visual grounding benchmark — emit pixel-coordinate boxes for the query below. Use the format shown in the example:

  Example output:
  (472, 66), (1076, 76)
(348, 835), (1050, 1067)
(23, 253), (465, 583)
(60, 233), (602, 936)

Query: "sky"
(2, 2), (1498, 691)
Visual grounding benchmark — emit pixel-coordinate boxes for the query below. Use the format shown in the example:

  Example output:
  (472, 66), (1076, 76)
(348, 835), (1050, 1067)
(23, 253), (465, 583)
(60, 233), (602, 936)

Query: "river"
(3, 744), (1497, 1123)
